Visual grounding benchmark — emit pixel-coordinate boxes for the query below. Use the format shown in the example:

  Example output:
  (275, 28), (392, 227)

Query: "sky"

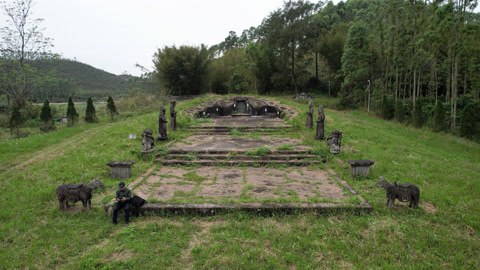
(12, 0), (300, 76)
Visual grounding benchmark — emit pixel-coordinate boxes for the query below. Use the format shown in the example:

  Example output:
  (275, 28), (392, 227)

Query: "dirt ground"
(132, 166), (351, 203)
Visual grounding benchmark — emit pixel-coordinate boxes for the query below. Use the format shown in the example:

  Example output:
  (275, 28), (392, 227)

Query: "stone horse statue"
(375, 176), (420, 210)
(56, 178), (105, 210)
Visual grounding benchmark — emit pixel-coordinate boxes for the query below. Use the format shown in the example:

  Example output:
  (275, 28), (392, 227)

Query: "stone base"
(141, 148), (156, 155)
(347, 160), (374, 178)
(106, 161), (135, 179)
(105, 202), (373, 217)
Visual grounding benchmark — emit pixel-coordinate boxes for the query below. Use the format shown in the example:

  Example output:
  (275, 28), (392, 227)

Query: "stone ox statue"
(56, 178), (105, 210)
(375, 176), (420, 210)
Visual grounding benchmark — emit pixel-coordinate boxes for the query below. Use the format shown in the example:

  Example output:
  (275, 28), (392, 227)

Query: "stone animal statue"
(56, 178), (105, 210)
(375, 176), (420, 210)
(141, 128), (155, 153)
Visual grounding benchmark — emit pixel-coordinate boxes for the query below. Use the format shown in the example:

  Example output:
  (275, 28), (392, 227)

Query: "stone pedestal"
(347, 160), (374, 178)
(106, 161), (135, 179)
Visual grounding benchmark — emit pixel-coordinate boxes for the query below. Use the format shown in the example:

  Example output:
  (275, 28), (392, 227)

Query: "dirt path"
(0, 123), (114, 176)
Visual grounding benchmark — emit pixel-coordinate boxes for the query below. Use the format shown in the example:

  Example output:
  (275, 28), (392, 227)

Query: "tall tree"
(153, 45), (210, 96)
(0, 0), (53, 108)
(340, 21), (372, 109)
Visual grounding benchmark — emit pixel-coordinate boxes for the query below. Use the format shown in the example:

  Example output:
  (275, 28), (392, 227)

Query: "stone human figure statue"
(306, 100), (314, 129)
(141, 129), (155, 153)
(327, 130), (342, 154)
(315, 105), (325, 140)
(169, 101), (177, 131)
(156, 106), (168, 141)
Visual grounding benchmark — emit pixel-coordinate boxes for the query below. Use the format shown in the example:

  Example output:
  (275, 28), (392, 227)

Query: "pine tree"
(395, 100), (406, 124)
(9, 105), (23, 137)
(412, 98), (426, 128)
(66, 97), (79, 127)
(85, 97), (97, 123)
(106, 96), (117, 121)
(40, 99), (55, 132)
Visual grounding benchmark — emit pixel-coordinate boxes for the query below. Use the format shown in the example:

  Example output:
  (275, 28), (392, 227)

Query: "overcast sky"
(17, 0), (301, 76)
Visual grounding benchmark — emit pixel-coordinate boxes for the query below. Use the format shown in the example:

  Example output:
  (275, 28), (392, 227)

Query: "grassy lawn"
(1, 95), (479, 269)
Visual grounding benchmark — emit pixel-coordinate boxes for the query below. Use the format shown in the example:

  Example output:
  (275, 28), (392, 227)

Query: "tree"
(85, 97), (97, 123)
(258, 0), (317, 93)
(66, 96), (78, 126)
(0, 0), (53, 108)
(39, 99), (54, 132)
(9, 105), (23, 137)
(153, 45), (210, 96)
(340, 21), (372, 109)
(459, 101), (480, 140)
(106, 96), (117, 121)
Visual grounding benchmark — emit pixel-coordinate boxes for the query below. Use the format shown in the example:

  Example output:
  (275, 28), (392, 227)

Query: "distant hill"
(30, 58), (131, 98)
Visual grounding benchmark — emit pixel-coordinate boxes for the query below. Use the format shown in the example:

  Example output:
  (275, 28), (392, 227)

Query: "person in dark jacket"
(112, 182), (132, 225)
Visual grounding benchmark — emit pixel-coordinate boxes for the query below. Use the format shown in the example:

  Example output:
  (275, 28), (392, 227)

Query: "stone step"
(164, 149), (311, 155)
(190, 126), (288, 130)
(104, 202), (373, 217)
(164, 154), (319, 161)
(155, 159), (321, 166)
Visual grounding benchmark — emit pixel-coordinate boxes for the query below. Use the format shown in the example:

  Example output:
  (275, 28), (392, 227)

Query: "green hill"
(30, 58), (131, 99)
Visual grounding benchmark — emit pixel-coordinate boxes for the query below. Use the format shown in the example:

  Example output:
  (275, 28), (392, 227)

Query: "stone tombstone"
(106, 161), (135, 179)
(306, 100), (314, 129)
(315, 105), (325, 140)
(327, 130), (342, 154)
(169, 101), (177, 131)
(141, 129), (155, 154)
(347, 160), (374, 178)
(156, 105), (168, 141)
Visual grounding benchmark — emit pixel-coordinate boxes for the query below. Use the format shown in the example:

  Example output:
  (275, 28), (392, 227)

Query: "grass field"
(1, 95), (479, 269)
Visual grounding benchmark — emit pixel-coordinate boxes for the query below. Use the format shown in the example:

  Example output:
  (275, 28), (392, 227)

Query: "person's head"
(119, 182), (125, 190)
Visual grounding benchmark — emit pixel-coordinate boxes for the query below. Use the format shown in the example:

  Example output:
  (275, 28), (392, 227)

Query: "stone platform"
(104, 166), (372, 215)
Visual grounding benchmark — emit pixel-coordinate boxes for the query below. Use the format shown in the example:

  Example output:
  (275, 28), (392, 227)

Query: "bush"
(9, 105), (23, 137)
(459, 101), (480, 140)
(433, 102), (448, 132)
(380, 95), (395, 120)
(85, 97), (97, 123)
(66, 97), (79, 126)
(412, 98), (427, 128)
(40, 100), (55, 132)
(395, 99), (406, 123)
(107, 96), (117, 120)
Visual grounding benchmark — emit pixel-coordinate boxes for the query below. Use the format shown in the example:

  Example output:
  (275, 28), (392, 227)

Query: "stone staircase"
(155, 149), (322, 166)
(190, 126), (294, 135)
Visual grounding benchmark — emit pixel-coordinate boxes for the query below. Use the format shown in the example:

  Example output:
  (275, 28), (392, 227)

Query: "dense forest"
(154, 0), (480, 138)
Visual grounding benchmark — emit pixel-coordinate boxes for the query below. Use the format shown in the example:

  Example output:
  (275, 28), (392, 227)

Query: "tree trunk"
(315, 52), (318, 79)
(395, 65), (399, 100)
(413, 67), (416, 108)
(291, 43), (298, 94)
(452, 55), (458, 131)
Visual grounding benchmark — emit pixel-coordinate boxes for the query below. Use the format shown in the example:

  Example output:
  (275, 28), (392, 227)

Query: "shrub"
(433, 102), (448, 132)
(40, 100), (55, 132)
(412, 98), (427, 128)
(380, 95), (395, 120)
(395, 99), (406, 123)
(66, 97), (79, 126)
(9, 105), (23, 137)
(459, 101), (480, 140)
(107, 96), (117, 121)
(85, 97), (97, 123)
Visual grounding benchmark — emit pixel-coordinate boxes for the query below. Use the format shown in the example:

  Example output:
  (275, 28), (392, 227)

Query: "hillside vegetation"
(0, 96), (479, 269)
(30, 58), (130, 99)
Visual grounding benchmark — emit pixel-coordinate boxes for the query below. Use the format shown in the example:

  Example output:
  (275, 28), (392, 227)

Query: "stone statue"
(375, 176), (420, 210)
(56, 179), (105, 210)
(156, 106), (168, 141)
(141, 129), (155, 154)
(327, 130), (342, 154)
(315, 105), (325, 140)
(306, 100), (314, 129)
(169, 101), (177, 131)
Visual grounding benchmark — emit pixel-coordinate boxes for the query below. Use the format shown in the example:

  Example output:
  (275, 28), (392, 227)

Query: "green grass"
(1, 95), (480, 268)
